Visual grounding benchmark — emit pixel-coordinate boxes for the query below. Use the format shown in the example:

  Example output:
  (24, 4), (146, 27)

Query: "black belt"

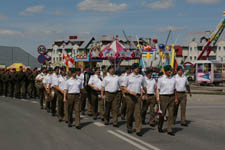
(68, 93), (80, 96)
(160, 94), (174, 96)
(147, 94), (154, 96)
(177, 91), (186, 93)
(126, 93), (141, 96)
(106, 91), (118, 94)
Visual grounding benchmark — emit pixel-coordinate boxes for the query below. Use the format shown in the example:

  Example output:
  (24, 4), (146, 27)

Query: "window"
(190, 56), (192, 60)
(224, 47), (225, 51)
(194, 56), (197, 60)
(190, 47), (192, 51)
(223, 56), (225, 61)
(218, 46), (221, 51)
(194, 47), (197, 51)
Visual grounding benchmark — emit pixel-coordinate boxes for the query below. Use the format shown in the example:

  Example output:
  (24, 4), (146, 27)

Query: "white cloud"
(0, 13), (8, 20)
(0, 29), (22, 36)
(142, 0), (174, 9)
(19, 5), (45, 16)
(77, 0), (127, 12)
(187, 0), (220, 4)
(49, 10), (64, 15)
(156, 25), (187, 32)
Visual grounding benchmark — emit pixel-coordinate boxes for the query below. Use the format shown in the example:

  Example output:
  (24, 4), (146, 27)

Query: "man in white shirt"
(35, 67), (46, 109)
(88, 67), (103, 120)
(121, 63), (147, 137)
(54, 66), (67, 122)
(101, 66), (120, 127)
(141, 69), (157, 127)
(174, 65), (192, 126)
(64, 68), (82, 129)
(50, 66), (60, 116)
(157, 65), (178, 136)
(43, 67), (53, 113)
(120, 66), (131, 120)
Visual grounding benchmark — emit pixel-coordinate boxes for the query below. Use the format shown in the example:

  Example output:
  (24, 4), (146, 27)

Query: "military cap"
(114, 69), (121, 75)
(132, 63), (140, 69)
(101, 65), (106, 69)
(145, 69), (154, 74)
(71, 68), (76, 73)
(158, 71), (164, 76)
(107, 65), (114, 71)
(164, 65), (172, 71)
(95, 67), (100, 72)
(54, 66), (59, 70)
(61, 66), (66, 71)
(48, 67), (53, 71)
(84, 65), (89, 69)
(125, 66), (131, 70)
(76, 68), (81, 72)
(177, 65), (184, 72)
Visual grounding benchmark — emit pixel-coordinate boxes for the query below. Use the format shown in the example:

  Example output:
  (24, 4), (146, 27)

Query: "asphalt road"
(0, 94), (225, 150)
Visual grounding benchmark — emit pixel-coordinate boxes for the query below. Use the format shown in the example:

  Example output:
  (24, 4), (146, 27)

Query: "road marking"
(93, 122), (105, 127)
(20, 99), (28, 102)
(115, 130), (160, 150)
(108, 130), (149, 150)
(30, 101), (38, 104)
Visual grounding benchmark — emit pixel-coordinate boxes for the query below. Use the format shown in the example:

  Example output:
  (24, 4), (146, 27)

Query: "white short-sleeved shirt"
(64, 77), (82, 94)
(35, 73), (45, 80)
(56, 75), (67, 90)
(102, 74), (120, 93)
(145, 76), (156, 94)
(51, 73), (60, 87)
(78, 73), (84, 89)
(175, 74), (189, 92)
(42, 74), (51, 89)
(88, 74), (102, 90)
(122, 73), (146, 94)
(158, 75), (176, 95)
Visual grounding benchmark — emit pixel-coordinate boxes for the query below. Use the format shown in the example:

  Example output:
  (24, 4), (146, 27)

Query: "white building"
(182, 32), (225, 63)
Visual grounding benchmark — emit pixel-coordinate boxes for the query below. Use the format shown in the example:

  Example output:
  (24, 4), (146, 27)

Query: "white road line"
(20, 99), (28, 102)
(108, 130), (149, 150)
(116, 130), (160, 150)
(30, 101), (38, 104)
(93, 122), (105, 127)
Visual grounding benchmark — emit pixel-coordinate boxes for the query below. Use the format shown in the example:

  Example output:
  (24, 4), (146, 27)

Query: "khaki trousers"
(126, 94), (142, 133)
(57, 91), (64, 120)
(141, 95), (156, 125)
(67, 94), (80, 127)
(174, 92), (187, 124)
(158, 95), (175, 133)
(104, 92), (119, 125)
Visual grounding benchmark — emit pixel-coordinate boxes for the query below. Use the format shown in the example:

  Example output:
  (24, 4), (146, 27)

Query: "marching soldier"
(88, 67), (103, 120)
(43, 68), (53, 112)
(120, 66), (131, 120)
(20, 67), (27, 99)
(83, 65), (93, 116)
(63, 68), (82, 129)
(121, 63), (147, 136)
(157, 65), (178, 136)
(174, 65), (192, 126)
(51, 66), (60, 116)
(54, 66), (67, 122)
(35, 68), (46, 109)
(101, 66), (120, 127)
(8, 69), (15, 98)
(0, 69), (3, 96)
(141, 69), (157, 127)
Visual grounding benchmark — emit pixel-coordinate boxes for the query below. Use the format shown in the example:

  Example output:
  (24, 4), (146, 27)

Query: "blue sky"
(0, 0), (224, 56)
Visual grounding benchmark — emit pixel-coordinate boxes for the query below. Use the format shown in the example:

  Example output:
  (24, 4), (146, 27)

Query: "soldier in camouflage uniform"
(0, 69), (3, 96)
(8, 68), (16, 98)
